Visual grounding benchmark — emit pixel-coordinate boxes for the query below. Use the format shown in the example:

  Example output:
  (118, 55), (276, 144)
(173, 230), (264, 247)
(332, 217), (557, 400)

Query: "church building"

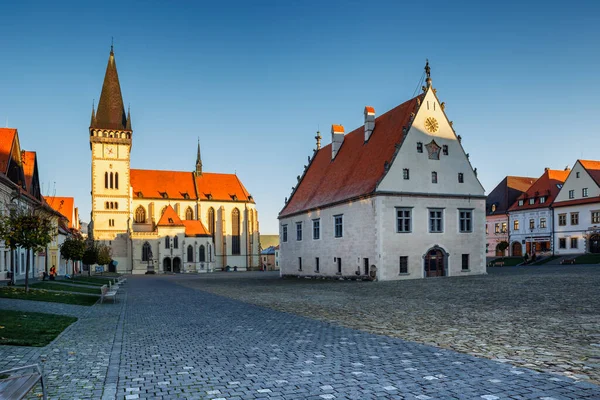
(278, 63), (486, 281)
(89, 47), (260, 274)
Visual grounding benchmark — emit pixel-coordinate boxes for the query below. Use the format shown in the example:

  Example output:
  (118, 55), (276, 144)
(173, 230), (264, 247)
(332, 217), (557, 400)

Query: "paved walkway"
(2, 277), (600, 399)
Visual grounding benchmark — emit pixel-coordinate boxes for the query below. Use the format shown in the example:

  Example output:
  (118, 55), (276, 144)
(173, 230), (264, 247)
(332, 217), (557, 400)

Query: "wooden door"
(425, 249), (444, 277)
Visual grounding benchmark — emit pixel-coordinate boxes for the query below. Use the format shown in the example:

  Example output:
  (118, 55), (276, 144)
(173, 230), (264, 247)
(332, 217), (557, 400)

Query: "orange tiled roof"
(579, 160), (600, 187)
(280, 96), (420, 217)
(22, 151), (36, 193)
(331, 124), (345, 133)
(182, 220), (210, 236)
(157, 205), (184, 226)
(44, 196), (75, 228)
(506, 176), (537, 193)
(195, 173), (251, 201)
(508, 169), (569, 211)
(0, 128), (17, 174)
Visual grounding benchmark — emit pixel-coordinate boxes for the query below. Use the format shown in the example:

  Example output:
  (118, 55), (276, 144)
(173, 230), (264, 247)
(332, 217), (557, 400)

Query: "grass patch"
(532, 255), (561, 265)
(488, 257), (524, 267)
(19, 282), (101, 295)
(0, 287), (98, 306)
(0, 310), (77, 346)
(55, 279), (104, 287)
(574, 254), (600, 264)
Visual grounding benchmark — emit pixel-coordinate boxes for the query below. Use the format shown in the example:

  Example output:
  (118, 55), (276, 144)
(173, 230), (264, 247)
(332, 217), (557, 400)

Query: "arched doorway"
(163, 257), (172, 272)
(423, 247), (446, 277)
(173, 257), (181, 273)
(590, 235), (600, 254)
(512, 242), (522, 257)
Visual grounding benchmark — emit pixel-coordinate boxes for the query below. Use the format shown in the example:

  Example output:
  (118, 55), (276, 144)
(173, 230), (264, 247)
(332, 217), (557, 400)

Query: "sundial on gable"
(425, 140), (441, 160)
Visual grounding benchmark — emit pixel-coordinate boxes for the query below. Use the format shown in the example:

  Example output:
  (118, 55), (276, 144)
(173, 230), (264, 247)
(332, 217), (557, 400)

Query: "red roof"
(508, 169), (569, 211)
(44, 196), (75, 228)
(553, 196), (600, 208)
(130, 169), (252, 202)
(22, 151), (36, 193)
(157, 205), (184, 226)
(506, 176), (537, 192)
(580, 160), (600, 187)
(331, 124), (345, 133)
(0, 128), (17, 174)
(182, 220), (210, 236)
(280, 96), (419, 217)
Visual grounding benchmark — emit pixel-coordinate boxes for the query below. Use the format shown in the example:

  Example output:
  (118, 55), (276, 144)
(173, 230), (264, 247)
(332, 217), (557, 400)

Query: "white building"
(553, 160), (600, 255)
(89, 47), (260, 274)
(507, 168), (569, 257)
(278, 63), (486, 281)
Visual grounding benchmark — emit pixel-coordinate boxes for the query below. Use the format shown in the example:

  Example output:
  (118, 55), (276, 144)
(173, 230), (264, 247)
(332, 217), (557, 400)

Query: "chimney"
(364, 106), (375, 141)
(331, 125), (344, 160)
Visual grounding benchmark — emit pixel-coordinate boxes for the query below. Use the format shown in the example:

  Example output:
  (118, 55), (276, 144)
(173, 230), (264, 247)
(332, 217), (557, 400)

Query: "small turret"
(195, 139), (202, 176)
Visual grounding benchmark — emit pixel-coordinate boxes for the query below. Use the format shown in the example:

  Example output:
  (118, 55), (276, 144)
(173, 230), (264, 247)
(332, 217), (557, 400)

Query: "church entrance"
(163, 257), (172, 272)
(589, 235), (600, 254)
(512, 242), (522, 257)
(424, 248), (446, 277)
(173, 257), (181, 273)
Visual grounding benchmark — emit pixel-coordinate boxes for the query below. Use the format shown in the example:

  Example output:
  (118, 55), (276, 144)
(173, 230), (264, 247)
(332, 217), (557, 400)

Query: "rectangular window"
(495, 223), (500, 234)
(529, 219), (535, 229)
(501, 222), (507, 233)
(399, 256), (408, 274)
(569, 190), (575, 199)
(298, 257), (302, 271)
(315, 257), (320, 272)
(442, 145), (448, 155)
(558, 214), (567, 226)
(518, 200), (524, 206)
(576, 172), (580, 178)
(486, 224), (488, 234)
(529, 198), (535, 205)
(592, 211), (600, 224)
(403, 168), (409, 180)
(540, 218), (546, 228)
(459, 210), (472, 233)
(514, 220), (519, 230)
(559, 238), (566, 249)
(312, 219), (320, 240)
(429, 209), (443, 233)
(417, 142), (423, 153)
(571, 237), (578, 248)
(583, 188), (588, 197)
(571, 212), (579, 225)
(458, 173), (464, 183)
(336, 257), (342, 274)
(396, 208), (412, 233)
(461, 254), (469, 271)
(540, 196), (546, 204)
(431, 172), (438, 184)
(296, 222), (303, 241)
(334, 215), (343, 238)
(282, 225), (288, 242)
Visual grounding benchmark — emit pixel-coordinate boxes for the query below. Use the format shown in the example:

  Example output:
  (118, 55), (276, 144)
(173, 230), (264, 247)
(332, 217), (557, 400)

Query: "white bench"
(0, 364), (47, 400)
(100, 284), (117, 303)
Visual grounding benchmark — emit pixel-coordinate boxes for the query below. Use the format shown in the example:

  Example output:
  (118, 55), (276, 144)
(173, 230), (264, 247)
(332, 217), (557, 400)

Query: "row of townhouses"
(0, 127), (82, 283)
(486, 160), (600, 257)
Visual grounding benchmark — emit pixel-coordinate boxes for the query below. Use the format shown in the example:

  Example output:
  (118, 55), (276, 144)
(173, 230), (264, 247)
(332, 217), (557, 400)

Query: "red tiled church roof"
(508, 169), (569, 211)
(157, 205), (184, 226)
(279, 97), (420, 218)
(44, 196), (75, 228)
(0, 128), (17, 174)
(194, 173), (251, 201)
(182, 220), (210, 236)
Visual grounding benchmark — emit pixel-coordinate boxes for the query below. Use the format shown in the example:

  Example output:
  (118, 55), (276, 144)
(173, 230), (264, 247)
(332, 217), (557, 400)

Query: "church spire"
(90, 100), (96, 127)
(125, 105), (132, 131)
(195, 139), (202, 176)
(92, 45), (128, 130)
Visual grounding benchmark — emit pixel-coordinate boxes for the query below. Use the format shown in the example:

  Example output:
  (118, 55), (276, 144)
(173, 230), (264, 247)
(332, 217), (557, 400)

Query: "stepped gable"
(280, 96), (420, 217)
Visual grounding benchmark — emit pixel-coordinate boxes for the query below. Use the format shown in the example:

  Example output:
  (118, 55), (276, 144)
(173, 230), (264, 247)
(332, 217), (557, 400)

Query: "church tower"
(90, 46), (132, 245)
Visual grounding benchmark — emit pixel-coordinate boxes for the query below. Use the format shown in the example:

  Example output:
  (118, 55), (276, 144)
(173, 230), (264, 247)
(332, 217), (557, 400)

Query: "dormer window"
(417, 142), (423, 153)
(540, 196), (546, 203)
(491, 204), (496, 213)
(168, 218), (174, 223)
(137, 191), (144, 198)
(529, 198), (535, 205)
(205, 193), (213, 200)
(160, 192), (168, 199)
(518, 199), (524, 206)
(231, 194), (238, 201)
(182, 192), (190, 199)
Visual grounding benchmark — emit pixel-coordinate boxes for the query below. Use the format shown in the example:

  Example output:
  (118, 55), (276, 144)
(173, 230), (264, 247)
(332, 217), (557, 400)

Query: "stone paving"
(1, 274), (600, 399)
(180, 265), (600, 385)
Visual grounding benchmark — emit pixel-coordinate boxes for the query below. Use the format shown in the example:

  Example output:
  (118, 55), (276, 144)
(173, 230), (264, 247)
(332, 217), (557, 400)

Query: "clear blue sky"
(1, 0), (598, 234)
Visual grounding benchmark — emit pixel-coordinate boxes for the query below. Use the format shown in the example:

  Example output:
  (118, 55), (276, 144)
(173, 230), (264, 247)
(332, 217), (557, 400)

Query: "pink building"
(486, 176), (536, 256)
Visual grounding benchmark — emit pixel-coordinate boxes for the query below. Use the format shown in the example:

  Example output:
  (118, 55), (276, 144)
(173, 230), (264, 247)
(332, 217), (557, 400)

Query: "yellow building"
(89, 47), (260, 274)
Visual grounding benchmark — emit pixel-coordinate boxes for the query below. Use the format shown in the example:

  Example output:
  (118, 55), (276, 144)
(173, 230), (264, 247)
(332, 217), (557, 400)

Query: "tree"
(60, 234), (86, 279)
(97, 244), (112, 269)
(0, 209), (54, 292)
(82, 243), (99, 276)
(497, 241), (509, 254)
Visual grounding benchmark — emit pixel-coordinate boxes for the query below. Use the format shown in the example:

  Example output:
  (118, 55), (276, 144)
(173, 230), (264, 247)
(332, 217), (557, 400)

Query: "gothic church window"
(165, 236), (170, 249)
(187, 245), (194, 262)
(199, 245), (206, 262)
(110, 172), (114, 188)
(142, 242), (151, 261)
(173, 236), (178, 249)
(232, 208), (241, 255)
(135, 206), (146, 223)
(208, 207), (215, 235)
(115, 173), (119, 189)
(185, 207), (193, 220)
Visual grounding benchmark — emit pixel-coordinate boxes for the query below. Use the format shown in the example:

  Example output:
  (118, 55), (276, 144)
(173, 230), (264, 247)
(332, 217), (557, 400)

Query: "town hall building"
(89, 47), (260, 274)
(278, 63), (486, 281)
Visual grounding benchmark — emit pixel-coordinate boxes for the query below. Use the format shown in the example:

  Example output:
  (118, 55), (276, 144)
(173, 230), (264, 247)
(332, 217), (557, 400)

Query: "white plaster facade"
(508, 208), (553, 256)
(279, 74), (486, 281)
